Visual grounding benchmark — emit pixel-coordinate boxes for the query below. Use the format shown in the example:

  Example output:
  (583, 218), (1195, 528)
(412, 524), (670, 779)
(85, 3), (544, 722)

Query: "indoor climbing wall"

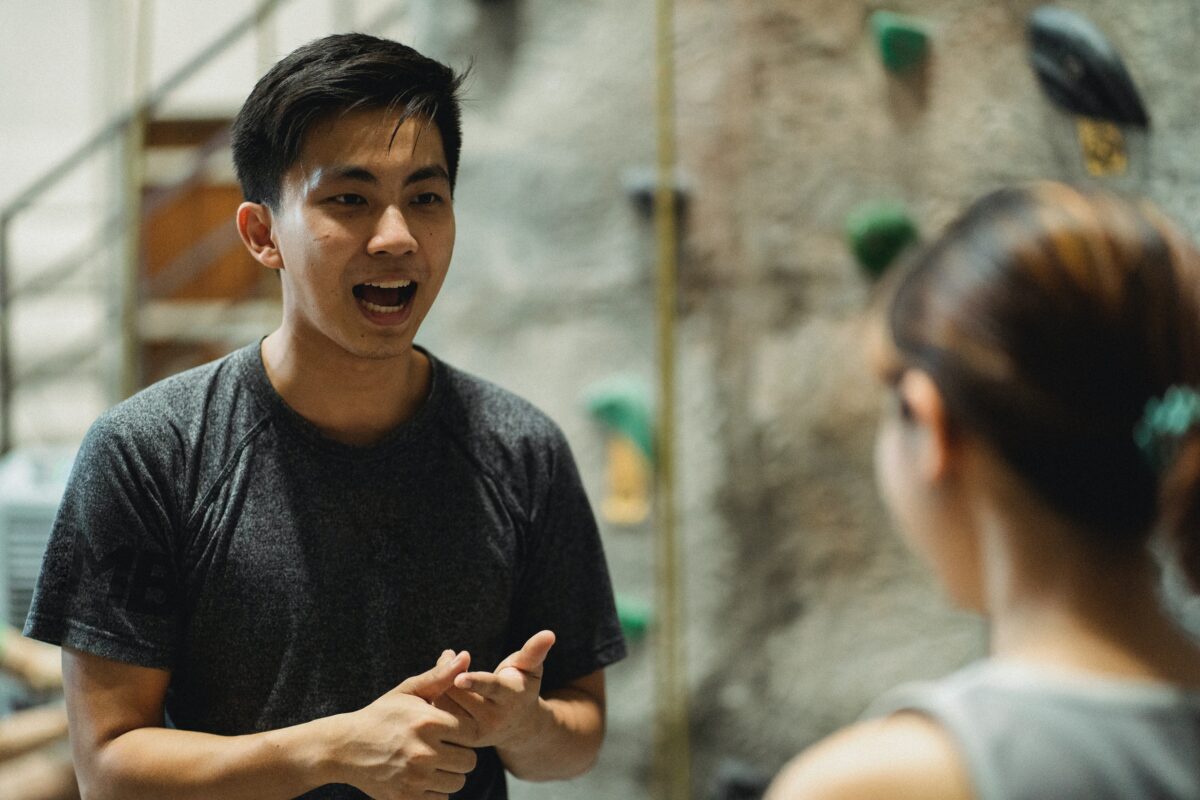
(416, 1), (1200, 796)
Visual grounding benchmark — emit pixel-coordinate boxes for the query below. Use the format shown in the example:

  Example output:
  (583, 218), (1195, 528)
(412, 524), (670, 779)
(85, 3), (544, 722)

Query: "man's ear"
(899, 369), (953, 483)
(236, 202), (283, 270)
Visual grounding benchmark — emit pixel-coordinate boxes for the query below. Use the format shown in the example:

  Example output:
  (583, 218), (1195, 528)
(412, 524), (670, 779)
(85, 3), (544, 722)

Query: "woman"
(768, 182), (1200, 800)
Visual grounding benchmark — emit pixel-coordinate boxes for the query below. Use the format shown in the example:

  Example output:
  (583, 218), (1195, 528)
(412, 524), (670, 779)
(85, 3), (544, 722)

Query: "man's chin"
(342, 340), (419, 362)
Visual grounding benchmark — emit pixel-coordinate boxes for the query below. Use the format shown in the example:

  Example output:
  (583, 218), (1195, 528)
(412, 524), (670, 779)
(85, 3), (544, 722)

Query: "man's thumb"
(397, 651), (470, 702)
(508, 630), (556, 674)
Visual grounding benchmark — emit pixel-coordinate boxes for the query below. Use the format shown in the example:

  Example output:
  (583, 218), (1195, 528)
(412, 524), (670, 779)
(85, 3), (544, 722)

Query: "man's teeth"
(363, 279), (412, 289)
(362, 300), (403, 312)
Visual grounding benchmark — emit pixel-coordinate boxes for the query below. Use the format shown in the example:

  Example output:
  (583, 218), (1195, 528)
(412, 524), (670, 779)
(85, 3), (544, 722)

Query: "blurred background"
(2, 1), (1200, 799)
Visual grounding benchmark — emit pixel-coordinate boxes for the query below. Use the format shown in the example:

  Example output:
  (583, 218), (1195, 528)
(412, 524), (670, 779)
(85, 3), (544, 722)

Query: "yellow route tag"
(602, 436), (652, 526)
(1076, 117), (1128, 177)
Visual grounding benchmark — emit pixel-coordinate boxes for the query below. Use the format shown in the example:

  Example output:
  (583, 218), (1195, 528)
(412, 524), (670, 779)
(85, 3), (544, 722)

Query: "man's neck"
(260, 328), (431, 446)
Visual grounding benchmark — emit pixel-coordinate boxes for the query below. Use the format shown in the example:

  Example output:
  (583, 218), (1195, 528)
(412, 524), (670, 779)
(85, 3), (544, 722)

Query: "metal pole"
(119, 0), (154, 399)
(255, 1), (277, 75)
(1, 0), (289, 222)
(653, 0), (689, 798)
(0, 214), (12, 454)
(333, 0), (358, 32)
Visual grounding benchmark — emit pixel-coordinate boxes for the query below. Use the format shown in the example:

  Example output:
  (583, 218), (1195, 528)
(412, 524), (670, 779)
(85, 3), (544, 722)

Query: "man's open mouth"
(353, 279), (419, 313)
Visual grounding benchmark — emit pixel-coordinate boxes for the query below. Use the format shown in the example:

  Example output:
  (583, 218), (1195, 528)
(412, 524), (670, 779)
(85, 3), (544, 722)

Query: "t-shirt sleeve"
(23, 412), (183, 671)
(509, 427), (627, 693)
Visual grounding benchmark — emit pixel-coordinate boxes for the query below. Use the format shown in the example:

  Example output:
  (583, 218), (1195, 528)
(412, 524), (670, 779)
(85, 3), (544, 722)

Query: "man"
(24, 33), (626, 799)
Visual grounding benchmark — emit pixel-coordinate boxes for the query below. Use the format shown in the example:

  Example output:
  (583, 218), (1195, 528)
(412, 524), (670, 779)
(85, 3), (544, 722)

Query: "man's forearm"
(495, 687), (605, 782)
(80, 716), (340, 800)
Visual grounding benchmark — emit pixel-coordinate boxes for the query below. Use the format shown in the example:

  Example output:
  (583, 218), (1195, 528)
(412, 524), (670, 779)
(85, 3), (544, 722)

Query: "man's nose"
(367, 205), (418, 256)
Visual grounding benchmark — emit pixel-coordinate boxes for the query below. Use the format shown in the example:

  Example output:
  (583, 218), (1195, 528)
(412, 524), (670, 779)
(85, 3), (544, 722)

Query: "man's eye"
(328, 194), (367, 206)
(412, 192), (443, 206)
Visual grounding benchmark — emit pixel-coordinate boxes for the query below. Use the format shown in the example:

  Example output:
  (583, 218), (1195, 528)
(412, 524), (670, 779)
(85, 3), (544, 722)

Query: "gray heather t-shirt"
(867, 660), (1200, 800)
(25, 342), (627, 799)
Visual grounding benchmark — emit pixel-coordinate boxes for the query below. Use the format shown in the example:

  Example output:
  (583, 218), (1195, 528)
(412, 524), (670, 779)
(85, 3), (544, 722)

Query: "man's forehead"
(293, 109), (447, 176)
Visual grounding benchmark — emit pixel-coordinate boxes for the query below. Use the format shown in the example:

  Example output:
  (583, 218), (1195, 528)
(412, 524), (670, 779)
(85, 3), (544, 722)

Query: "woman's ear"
(898, 369), (953, 483)
(236, 202), (283, 270)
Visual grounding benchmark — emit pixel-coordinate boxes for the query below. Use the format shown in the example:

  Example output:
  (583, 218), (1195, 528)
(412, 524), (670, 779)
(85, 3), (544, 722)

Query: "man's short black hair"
(231, 32), (466, 208)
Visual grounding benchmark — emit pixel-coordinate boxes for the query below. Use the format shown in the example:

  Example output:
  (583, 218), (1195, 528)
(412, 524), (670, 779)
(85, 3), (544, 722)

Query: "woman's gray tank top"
(866, 660), (1200, 800)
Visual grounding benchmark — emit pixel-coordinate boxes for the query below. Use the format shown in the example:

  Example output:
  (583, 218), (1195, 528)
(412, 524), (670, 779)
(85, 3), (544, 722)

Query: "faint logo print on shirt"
(70, 537), (178, 617)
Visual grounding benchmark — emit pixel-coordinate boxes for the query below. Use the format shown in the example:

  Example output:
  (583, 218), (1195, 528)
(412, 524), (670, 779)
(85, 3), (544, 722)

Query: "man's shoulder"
(86, 344), (261, 457)
(434, 358), (565, 449)
(431, 357), (577, 502)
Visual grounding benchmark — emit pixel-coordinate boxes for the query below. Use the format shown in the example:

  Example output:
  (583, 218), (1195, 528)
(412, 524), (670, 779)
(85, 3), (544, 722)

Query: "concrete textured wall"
(418, 1), (1200, 797)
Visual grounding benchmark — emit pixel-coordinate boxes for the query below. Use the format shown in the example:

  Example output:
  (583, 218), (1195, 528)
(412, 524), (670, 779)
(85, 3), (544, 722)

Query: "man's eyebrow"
(324, 166), (379, 185)
(310, 164), (449, 188)
(405, 164), (450, 186)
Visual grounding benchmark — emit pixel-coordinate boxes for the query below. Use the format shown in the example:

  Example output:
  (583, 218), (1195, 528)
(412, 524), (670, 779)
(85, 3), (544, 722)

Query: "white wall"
(0, 0), (356, 446)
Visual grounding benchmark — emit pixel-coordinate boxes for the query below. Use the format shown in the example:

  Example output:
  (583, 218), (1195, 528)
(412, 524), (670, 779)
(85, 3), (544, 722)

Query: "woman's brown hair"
(879, 182), (1200, 587)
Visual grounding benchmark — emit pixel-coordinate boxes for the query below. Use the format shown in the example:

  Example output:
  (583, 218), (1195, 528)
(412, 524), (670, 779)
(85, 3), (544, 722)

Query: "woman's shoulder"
(766, 712), (973, 800)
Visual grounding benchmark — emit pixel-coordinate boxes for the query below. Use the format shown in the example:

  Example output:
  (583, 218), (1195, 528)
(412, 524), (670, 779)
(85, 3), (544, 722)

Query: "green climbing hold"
(846, 202), (919, 277)
(585, 377), (654, 462)
(616, 595), (653, 641)
(871, 10), (930, 73)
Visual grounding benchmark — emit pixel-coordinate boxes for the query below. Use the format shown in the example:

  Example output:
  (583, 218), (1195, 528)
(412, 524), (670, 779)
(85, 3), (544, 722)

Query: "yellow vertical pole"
(654, 0), (690, 798)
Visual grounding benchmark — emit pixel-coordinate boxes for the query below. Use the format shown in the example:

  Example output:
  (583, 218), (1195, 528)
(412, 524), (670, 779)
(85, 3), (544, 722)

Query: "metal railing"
(0, 0), (297, 454)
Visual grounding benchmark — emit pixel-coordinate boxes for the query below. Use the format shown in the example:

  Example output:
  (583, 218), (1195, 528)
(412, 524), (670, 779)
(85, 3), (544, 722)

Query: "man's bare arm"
(64, 647), (479, 800)
(438, 631), (607, 781)
(494, 669), (606, 781)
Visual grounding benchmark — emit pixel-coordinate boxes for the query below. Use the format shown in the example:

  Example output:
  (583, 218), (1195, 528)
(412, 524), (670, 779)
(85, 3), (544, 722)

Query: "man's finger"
(436, 681), (487, 718)
(440, 704), (483, 746)
(434, 740), (479, 775)
(505, 630), (555, 674)
(454, 668), (524, 697)
(443, 683), (489, 714)
(396, 651), (470, 702)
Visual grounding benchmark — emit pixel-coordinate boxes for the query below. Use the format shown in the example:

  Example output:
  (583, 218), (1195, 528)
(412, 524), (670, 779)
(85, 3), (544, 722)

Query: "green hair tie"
(1134, 386), (1200, 470)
